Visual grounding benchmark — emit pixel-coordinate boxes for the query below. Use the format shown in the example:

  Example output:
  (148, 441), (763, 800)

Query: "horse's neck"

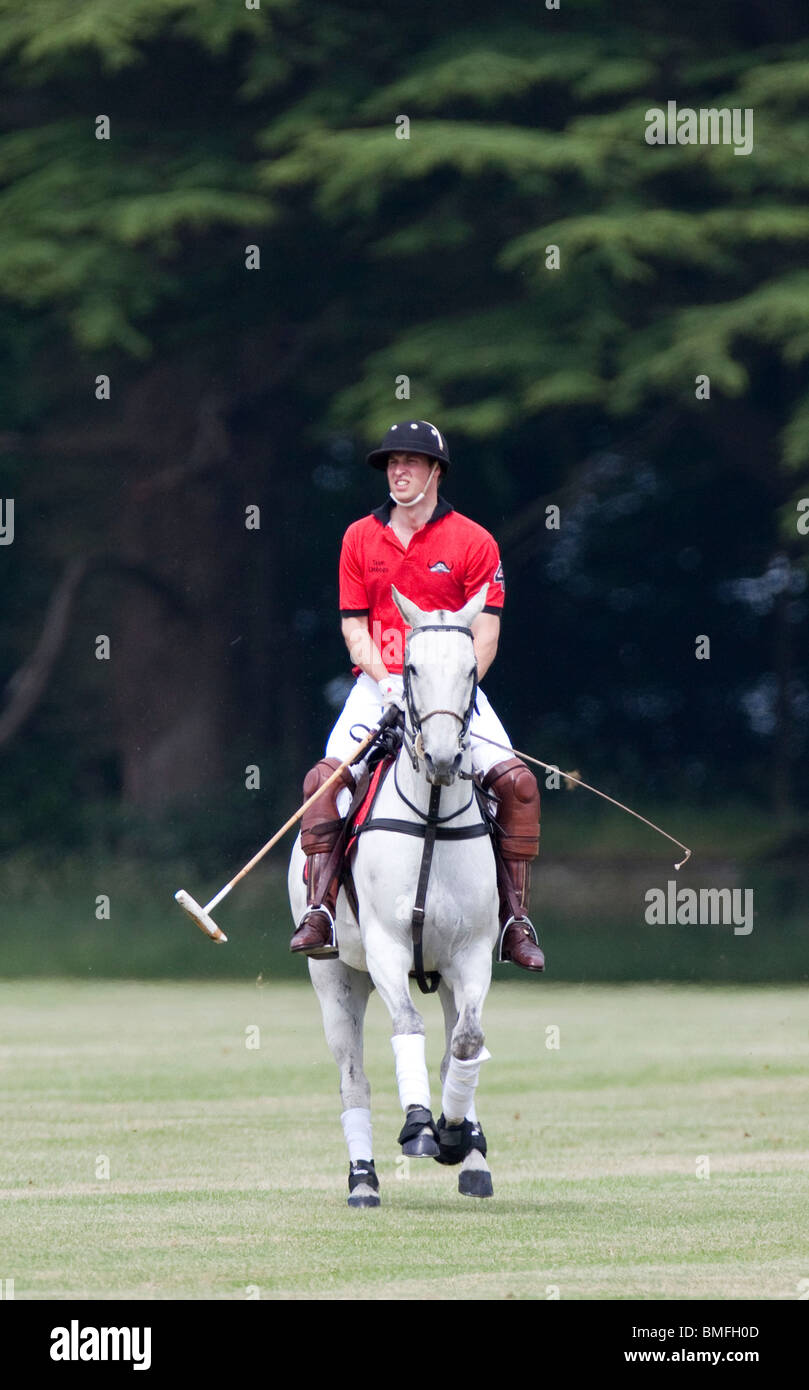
(394, 732), (474, 818)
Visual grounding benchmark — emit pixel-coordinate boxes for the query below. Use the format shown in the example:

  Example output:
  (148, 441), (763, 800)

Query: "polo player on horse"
(289, 419), (545, 973)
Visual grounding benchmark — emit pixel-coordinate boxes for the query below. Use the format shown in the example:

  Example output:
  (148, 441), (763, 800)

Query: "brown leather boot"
(480, 758), (545, 973)
(290, 758), (355, 959)
(498, 861), (546, 972)
(291, 852), (340, 958)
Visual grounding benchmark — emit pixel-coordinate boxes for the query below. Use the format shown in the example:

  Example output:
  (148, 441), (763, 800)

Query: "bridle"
(400, 623), (478, 774)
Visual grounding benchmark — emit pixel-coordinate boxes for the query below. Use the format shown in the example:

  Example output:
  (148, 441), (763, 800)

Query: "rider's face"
(386, 452), (435, 503)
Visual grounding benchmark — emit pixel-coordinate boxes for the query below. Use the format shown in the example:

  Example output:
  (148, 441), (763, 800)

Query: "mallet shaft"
(202, 720), (384, 913)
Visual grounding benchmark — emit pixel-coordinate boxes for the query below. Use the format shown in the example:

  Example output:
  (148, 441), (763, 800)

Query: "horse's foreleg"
(442, 965), (491, 1123)
(309, 958), (373, 1113)
(309, 958), (380, 1207)
(364, 932), (439, 1157)
(438, 979), (457, 1092)
(364, 934), (427, 1104)
(438, 964), (494, 1196)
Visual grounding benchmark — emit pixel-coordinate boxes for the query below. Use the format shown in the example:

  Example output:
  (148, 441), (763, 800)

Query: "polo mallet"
(174, 712), (397, 943)
(471, 734), (692, 869)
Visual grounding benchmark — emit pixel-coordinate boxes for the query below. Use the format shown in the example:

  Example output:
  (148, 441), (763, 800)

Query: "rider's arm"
(471, 612), (500, 680)
(462, 529), (504, 680)
(340, 616), (391, 684)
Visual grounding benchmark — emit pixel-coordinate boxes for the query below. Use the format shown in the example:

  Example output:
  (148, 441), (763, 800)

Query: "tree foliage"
(0, 0), (807, 841)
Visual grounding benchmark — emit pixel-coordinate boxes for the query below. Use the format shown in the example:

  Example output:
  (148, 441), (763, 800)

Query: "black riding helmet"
(366, 419), (450, 474)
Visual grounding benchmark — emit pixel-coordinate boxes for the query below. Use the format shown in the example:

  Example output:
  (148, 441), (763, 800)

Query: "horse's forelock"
(406, 624), (474, 683)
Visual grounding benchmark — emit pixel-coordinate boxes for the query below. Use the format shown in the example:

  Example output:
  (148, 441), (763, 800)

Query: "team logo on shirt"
(494, 562), (505, 586)
(368, 559), (389, 573)
(428, 560), (453, 573)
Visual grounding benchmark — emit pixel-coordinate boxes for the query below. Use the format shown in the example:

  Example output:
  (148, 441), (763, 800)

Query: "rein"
(392, 756), (476, 823)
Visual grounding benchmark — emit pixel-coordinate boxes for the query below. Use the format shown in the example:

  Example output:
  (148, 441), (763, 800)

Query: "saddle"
(331, 749), (396, 924)
(345, 755), (396, 862)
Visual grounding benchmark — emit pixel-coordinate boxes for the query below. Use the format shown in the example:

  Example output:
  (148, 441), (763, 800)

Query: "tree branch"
(0, 556), (191, 749)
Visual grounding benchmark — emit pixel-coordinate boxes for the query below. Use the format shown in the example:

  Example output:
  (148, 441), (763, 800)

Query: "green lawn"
(0, 980), (806, 1300)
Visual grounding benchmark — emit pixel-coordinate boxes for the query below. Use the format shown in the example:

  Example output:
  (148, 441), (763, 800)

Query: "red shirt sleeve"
(464, 529), (505, 613)
(338, 524), (370, 615)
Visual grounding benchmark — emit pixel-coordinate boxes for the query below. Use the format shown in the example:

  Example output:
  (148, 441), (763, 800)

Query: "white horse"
(288, 585), (500, 1206)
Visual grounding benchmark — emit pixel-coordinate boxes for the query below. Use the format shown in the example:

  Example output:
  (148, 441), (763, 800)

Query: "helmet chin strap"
(389, 461), (439, 508)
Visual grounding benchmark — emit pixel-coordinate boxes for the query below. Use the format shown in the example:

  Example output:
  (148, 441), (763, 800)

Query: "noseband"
(402, 624), (478, 766)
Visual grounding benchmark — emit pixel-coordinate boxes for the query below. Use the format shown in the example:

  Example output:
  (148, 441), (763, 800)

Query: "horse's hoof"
(398, 1106), (440, 1157)
(347, 1190), (381, 1209)
(459, 1169), (494, 1198)
(402, 1133), (440, 1158)
(347, 1160), (380, 1207)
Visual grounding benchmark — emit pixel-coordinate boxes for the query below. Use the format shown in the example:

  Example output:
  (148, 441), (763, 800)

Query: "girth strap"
(355, 818), (490, 841)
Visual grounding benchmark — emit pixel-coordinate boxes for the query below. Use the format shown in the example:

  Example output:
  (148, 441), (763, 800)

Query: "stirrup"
(497, 913), (539, 963)
(295, 904), (339, 959)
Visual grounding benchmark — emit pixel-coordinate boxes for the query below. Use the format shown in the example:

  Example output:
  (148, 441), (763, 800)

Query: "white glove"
(377, 674), (405, 710)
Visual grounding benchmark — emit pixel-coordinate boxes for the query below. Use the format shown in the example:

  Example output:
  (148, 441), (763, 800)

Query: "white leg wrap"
(341, 1107), (373, 1163)
(391, 1033), (430, 1111)
(441, 1047), (491, 1125)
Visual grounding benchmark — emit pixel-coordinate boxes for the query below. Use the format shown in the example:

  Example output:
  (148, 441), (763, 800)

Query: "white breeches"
(325, 671), (512, 778)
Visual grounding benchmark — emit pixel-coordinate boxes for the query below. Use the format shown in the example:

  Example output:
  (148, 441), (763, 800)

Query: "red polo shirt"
(339, 497), (505, 674)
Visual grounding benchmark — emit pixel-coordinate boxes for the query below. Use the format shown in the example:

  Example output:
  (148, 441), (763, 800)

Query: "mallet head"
(174, 889), (228, 943)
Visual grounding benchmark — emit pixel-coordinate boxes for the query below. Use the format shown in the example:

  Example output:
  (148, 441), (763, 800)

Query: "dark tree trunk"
(110, 368), (245, 810)
(772, 579), (793, 821)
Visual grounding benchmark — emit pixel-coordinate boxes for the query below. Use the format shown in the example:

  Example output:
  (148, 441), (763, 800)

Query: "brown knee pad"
(301, 757), (355, 855)
(480, 757), (540, 860)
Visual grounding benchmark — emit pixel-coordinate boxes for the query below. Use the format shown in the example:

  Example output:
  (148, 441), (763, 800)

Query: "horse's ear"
(391, 586), (426, 631)
(455, 583), (490, 629)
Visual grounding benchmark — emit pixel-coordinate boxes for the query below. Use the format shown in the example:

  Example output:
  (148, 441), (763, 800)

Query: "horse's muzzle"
(424, 750), (463, 785)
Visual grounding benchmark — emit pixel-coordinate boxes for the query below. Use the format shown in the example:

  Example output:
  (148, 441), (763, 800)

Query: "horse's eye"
(409, 665), (418, 678)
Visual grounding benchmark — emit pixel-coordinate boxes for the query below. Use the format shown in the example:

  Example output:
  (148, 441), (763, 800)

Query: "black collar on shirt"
(371, 495), (454, 526)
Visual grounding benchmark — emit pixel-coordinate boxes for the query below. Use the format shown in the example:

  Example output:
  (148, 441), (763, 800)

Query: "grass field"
(0, 980), (806, 1301)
